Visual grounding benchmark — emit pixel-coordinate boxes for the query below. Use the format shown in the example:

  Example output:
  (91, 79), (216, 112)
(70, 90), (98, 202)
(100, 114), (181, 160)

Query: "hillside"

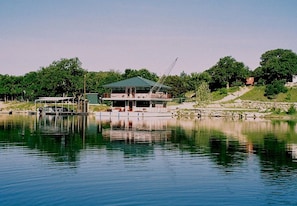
(239, 86), (297, 102)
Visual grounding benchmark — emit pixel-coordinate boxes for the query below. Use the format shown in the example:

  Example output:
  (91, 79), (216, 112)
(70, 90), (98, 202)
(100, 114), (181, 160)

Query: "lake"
(1, 114), (297, 205)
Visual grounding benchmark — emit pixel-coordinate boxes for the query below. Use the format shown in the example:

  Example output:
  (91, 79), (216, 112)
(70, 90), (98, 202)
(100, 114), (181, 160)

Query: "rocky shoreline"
(169, 100), (297, 119)
(1, 100), (296, 120)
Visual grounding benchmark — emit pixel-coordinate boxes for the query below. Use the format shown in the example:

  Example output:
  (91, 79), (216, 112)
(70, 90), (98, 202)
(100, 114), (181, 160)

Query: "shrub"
(264, 80), (288, 98)
(218, 88), (228, 95)
(271, 107), (281, 114)
(285, 93), (291, 101)
(287, 105), (296, 115)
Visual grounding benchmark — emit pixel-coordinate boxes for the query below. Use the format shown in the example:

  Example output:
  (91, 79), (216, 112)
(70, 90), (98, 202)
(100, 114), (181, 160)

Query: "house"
(102, 76), (172, 113)
(246, 77), (254, 86)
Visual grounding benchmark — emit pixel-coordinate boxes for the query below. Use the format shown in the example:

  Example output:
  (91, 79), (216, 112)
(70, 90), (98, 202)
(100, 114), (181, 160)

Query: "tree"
(164, 75), (187, 98)
(251, 66), (265, 85)
(256, 49), (297, 84)
(205, 56), (250, 91)
(264, 80), (288, 99)
(122, 68), (158, 82)
(187, 72), (211, 91)
(38, 58), (86, 97)
(86, 70), (122, 94)
(0, 75), (23, 101)
(195, 81), (212, 104)
(22, 71), (40, 100)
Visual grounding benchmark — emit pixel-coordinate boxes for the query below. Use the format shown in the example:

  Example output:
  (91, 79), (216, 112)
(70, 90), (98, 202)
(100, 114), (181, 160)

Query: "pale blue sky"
(1, 0), (297, 75)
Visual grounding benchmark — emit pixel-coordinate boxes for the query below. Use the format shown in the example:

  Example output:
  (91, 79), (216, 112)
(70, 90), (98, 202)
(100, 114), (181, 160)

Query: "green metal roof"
(102, 76), (171, 89)
(86, 93), (99, 104)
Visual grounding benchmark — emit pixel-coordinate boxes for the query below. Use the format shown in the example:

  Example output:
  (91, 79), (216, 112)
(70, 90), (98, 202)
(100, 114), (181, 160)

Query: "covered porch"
(111, 99), (170, 112)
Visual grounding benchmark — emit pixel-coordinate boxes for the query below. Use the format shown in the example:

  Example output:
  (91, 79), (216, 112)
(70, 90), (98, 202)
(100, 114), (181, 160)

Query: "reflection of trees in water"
(171, 124), (297, 172)
(2, 116), (297, 172)
(170, 125), (247, 168)
(0, 116), (108, 165)
(254, 134), (297, 173)
(209, 136), (246, 168)
(285, 120), (297, 131)
(170, 127), (198, 152)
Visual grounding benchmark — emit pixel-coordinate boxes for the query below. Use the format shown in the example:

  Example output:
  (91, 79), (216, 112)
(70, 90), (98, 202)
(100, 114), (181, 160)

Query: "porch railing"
(103, 93), (171, 99)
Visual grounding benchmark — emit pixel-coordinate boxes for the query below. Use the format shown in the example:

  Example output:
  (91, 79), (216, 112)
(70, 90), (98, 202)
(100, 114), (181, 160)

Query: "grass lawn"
(1, 101), (110, 112)
(239, 86), (268, 101)
(240, 86), (297, 102)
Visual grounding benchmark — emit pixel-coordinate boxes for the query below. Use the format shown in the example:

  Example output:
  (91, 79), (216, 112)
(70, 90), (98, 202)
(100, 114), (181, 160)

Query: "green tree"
(0, 74), (11, 101)
(205, 56), (250, 91)
(0, 75), (23, 101)
(188, 72), (211, 91)
(86, 70), (122, 94)
(251, 66), (265, 85)
(264, 80), (288, 98)
(195, 81), (212, 104)
(164, 75), (187, 98)
(122, 68), (158, 82)
(22, 72), (40, 100)
(38, 58), (86, 97)
(256, 49), (297, 84)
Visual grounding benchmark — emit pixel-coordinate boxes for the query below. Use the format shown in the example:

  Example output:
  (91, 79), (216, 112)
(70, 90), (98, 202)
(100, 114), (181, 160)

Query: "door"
(129, 101), (133, 111)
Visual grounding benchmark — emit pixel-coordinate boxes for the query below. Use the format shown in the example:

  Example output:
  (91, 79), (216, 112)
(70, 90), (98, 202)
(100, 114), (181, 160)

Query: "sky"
(1, 0), (297, 76)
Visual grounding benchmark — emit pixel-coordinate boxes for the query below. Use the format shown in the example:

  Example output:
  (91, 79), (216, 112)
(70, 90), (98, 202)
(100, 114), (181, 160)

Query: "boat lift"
(35, 97), (75, 115)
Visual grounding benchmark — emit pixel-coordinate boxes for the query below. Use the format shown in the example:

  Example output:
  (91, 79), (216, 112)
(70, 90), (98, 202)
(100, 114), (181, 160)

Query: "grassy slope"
(211, 87), (240, 101)
(239, 86), (269, 101)
(238, 86), (297, 119)
(239, 86), (297, 102)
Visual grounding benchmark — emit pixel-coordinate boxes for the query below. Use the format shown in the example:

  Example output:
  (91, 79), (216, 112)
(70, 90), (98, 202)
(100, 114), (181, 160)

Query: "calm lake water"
(1, 114), (297, 205)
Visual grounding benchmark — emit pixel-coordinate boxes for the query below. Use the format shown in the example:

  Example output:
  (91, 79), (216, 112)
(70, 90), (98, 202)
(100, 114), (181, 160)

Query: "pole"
(84, 74), (86, 113)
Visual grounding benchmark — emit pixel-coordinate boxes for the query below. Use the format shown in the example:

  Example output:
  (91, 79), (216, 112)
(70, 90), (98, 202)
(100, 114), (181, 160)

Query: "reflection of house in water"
(35, 115), (88, 138)
(102, 118), (172, 144)
(287, 144), (297, 160)
(35, 115), (70, 137)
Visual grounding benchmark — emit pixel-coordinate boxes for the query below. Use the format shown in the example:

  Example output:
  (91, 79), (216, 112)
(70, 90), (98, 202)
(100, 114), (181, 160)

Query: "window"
(113, 101), (125, 107)
(112, 88), (125, 93)
(136, 101), (150, 107)
(136, 87), (150, 93)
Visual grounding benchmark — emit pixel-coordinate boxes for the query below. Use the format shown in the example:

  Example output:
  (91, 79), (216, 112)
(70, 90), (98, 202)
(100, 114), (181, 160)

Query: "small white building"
(292, 75), (297, 83)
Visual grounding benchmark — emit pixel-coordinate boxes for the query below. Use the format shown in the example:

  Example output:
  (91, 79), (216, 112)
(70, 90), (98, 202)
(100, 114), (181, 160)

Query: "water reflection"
(1, 115), (297, 171)
(2, 115), (297, 205)
(0, 115), (91, 165)
(102, 118), (170, 142)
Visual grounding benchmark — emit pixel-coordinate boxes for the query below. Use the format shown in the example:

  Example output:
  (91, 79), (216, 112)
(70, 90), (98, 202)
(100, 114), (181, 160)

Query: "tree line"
(1, 48), (297, 102)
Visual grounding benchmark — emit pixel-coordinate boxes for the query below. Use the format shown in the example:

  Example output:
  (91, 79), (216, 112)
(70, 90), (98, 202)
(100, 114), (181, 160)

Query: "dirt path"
(0, 101), (9, 111)
(0, 101), (4, 110)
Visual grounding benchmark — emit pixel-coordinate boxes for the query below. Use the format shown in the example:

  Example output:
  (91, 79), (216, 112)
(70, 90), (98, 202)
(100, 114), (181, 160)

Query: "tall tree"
(122, 68), (158, 82)
(38, 57), (86, 97)
(255, 49), (297, 84)
(187, 72), (211, 91)
(22, 71), (40, 100)
(195, 81), (212, 103)
(205, 56), (250, 91)
(164, 75), (187, 98)
(0, 75), (23, 101)
(86, 70), (122, 94)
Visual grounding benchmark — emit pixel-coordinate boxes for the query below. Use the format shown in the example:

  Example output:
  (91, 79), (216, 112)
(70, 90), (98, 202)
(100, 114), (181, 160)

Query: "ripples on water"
(1, 115), (297, 205)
